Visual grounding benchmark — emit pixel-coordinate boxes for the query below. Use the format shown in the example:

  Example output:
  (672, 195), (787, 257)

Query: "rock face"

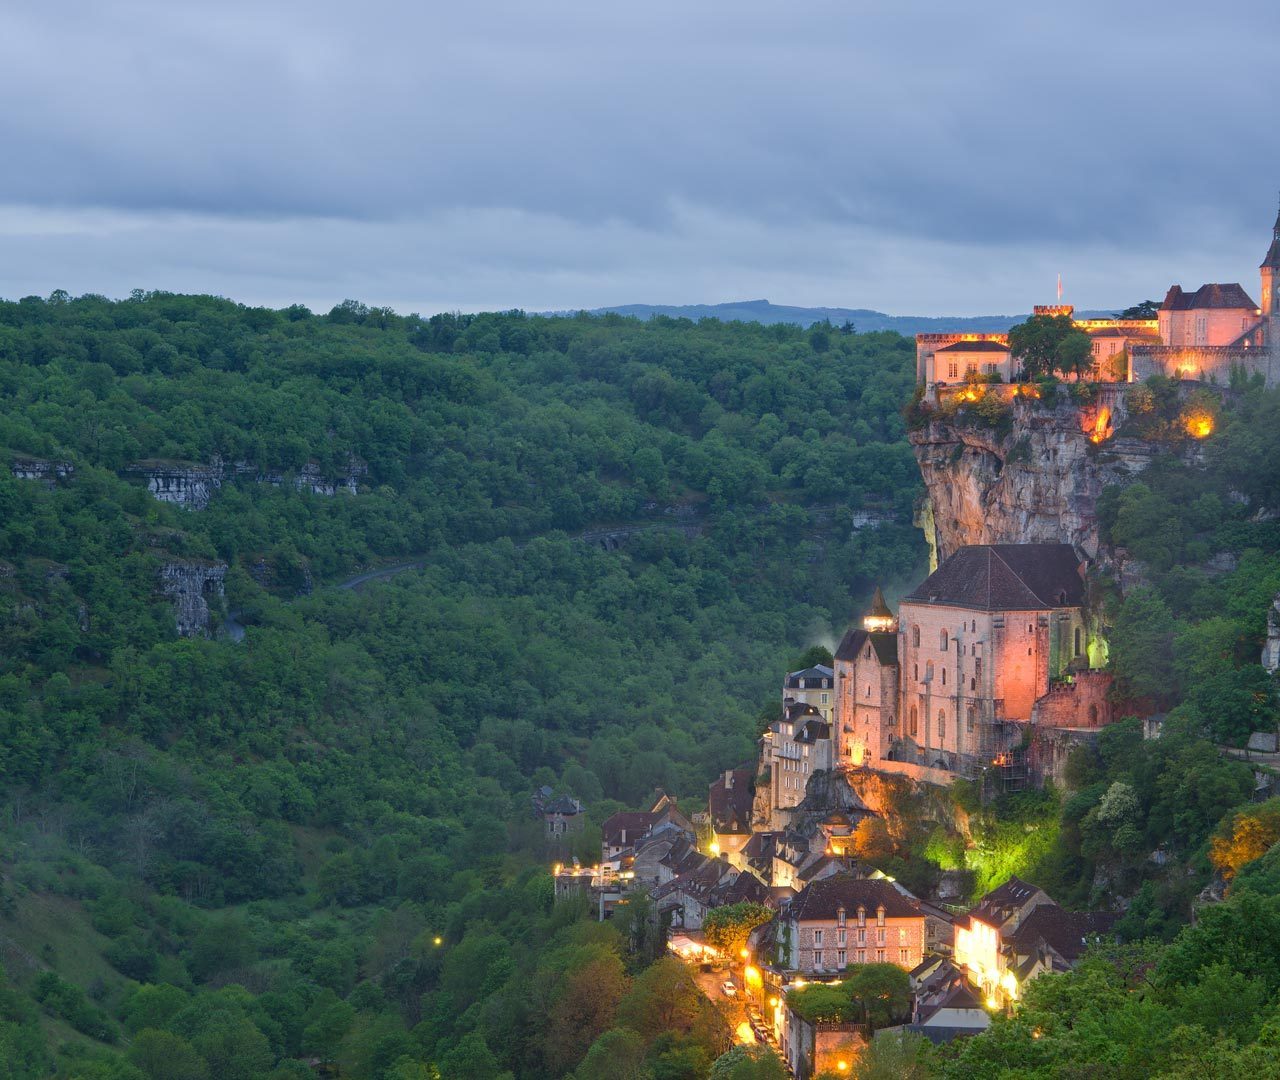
(909, 386), (1155, 563)
(158, 560), (227, 636)
(1265, 593), (1280, 673)
(129, 456), (366, 509)
(10, 458), (74, 486)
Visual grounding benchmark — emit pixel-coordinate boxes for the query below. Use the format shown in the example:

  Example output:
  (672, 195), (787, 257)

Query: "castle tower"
(1261, 196), (1280, 319)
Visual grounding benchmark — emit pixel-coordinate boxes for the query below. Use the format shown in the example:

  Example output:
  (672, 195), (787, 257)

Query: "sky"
(1, 0), (1278, 317)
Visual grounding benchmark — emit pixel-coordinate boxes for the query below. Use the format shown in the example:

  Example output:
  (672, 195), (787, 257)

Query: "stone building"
(833, 545), (1099, 784)
(784, 663), (835, 722)
(918, 203), (1280, 389)
(758, 703), (833, 830)
(777, 874), (926, 974)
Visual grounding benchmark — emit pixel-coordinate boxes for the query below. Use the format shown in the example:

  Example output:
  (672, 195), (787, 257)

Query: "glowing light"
(740, 949), (750, 960)
(433, 936), (443, 947)
(1001, 972), (1019, 1000)
(735, 1022), (756, 1045)
(986, 995), (1000, 1010)
(769, 996), (779, 1007)
(837, 1063), (849, 1073)
(744, 965), (763, 987)
(1183, 411), (1214, 438)
(793, 978), (807, 989)
(552, 863), (562, 876)
(708, 841), (720, 856)
(1086, 406), (1112, 443)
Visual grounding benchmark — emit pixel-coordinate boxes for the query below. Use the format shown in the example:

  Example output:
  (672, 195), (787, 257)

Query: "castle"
(915, 202), (1280, 388)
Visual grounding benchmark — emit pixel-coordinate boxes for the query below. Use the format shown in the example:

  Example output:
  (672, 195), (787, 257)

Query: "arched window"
(925, 661), (934, 682)
(940, 629), (949, 651)
(912, 625), (920, 648)
(941, 668), (946, 686)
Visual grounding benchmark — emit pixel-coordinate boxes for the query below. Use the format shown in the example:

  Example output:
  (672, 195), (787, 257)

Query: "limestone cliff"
(158, 560), (227, 636)
(908, 385), (1155, 564)
(128, 455), (366, 509)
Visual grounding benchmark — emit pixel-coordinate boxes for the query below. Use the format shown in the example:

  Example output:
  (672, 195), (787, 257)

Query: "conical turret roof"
(868, 584), (892, 620)
(1262, 201), (1280, 269)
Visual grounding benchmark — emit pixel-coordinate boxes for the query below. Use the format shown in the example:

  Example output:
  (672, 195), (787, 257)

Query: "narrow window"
(1074, 627), (1082, 657)
(912, 625), (920, 648)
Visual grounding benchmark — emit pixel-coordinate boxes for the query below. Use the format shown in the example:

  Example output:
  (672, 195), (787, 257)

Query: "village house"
(708, 766), (755, 863)
(953, 876), (1115, 1007)
(776, 874), (926, 974)
(759, 702), (834, 829)
(531, 787), (584, 844)
(908, 961), (992, 1043)
(784, 663), (836, 722)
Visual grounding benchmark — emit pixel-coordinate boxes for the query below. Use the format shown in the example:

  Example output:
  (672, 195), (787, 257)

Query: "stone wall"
(1029, 671), (1114, 729)
(1130, 344), (1278, 387)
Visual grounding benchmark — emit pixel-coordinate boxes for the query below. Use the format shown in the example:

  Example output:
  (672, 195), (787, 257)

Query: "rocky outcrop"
(10, 458), (74, 487)
(129, 461), (223, 510)
(128, 455), (366, 509)
(1265, 593), (1280, 673)
(909, 386), (1156, 563)
(158, 560), (226, 637)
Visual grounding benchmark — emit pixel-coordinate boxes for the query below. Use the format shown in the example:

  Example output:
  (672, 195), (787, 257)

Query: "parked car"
(721, 980), (737, 997)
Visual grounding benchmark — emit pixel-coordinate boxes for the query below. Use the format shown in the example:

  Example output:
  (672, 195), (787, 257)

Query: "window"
(838, 929), (846, 944)
(858, 928), (866, 944)
(925, 661), (934, 683)
(940, 629), (949, 651)
(836, 908), (846, 927)
(857, 907), (866, 927)
(858, 949), (866, 964)
(914, 664), (919, 682)
(967, 706), (976, 732)
(937, 711), (945, 739)
(813, 930), (823, 945)
(941, 668), (946, 686)
(820, 692), (829, 705)
(947, 362), (958, 379)
(1074, 627), (1082, 657)
(898, 928), (908, 945)
(912, 625), (920, 648)
(815, 950), (824, 968)
(900, 948), (910, 963)
(970, 677), (976, 691)
(876, 906), (885, 927)
(866, 684), (871, 698)
(837, 949), (847, 966)
(909, 706), (919, 736)
(876, 949), (885, 963)
(971, 619), (976, 632)
(975, 657), (982, 677)
(865, 644), (871, 659)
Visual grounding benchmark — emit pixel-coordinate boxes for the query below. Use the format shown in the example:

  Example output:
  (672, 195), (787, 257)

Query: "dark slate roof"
(782, 702), (824, 724)
(542, 794), (582, 815)
(785, 665), (833, 689)
(934, 340), (1010, 353)
(796, 719), (831, 744)
(709, 769), (755, 834)
(787, 873), (920, 922)
(1009, 904), (1118, 963)
(835, 626), (898, 665)
(904, 544), (1085, 612)
(1161, 283), (1258, 311)
(970, 876), (1046, 925)
(1263, 238), (1280, 269)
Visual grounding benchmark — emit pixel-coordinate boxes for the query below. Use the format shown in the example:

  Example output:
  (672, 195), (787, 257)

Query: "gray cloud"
(0, 0), (1276, 313)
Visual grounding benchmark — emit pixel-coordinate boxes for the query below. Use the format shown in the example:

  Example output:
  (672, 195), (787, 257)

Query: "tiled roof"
(787, 873), (921, 922)
(904, 545), (1085, 612)
(1009, 904), (1118, 963)
(1161, 283), (1258, 311)
(785, 665), (834, 688)
(970, 875), (1046, 925)
(935, 340), (1011, 353)
(541, 794), (582, 815)
(602, 811), (656, 846)
(835, 626), (897, 665)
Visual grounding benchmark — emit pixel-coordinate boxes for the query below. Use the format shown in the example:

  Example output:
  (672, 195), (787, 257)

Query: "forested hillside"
(0, 292), (923, 1077)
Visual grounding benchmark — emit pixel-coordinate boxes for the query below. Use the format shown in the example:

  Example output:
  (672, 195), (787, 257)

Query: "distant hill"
(548, 298), (1117, 335)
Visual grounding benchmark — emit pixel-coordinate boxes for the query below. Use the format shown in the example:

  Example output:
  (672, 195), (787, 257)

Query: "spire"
(1262, 192), (1280, 269)
(863, 585), (895, 633)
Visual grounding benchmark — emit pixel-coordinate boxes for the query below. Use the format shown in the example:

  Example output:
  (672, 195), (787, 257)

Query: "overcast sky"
(1, 0), (1277, 317)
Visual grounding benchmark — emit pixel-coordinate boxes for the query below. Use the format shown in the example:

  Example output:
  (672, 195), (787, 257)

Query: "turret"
(863, 585), (896, 633)
(1261, 196), (1280, 318)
